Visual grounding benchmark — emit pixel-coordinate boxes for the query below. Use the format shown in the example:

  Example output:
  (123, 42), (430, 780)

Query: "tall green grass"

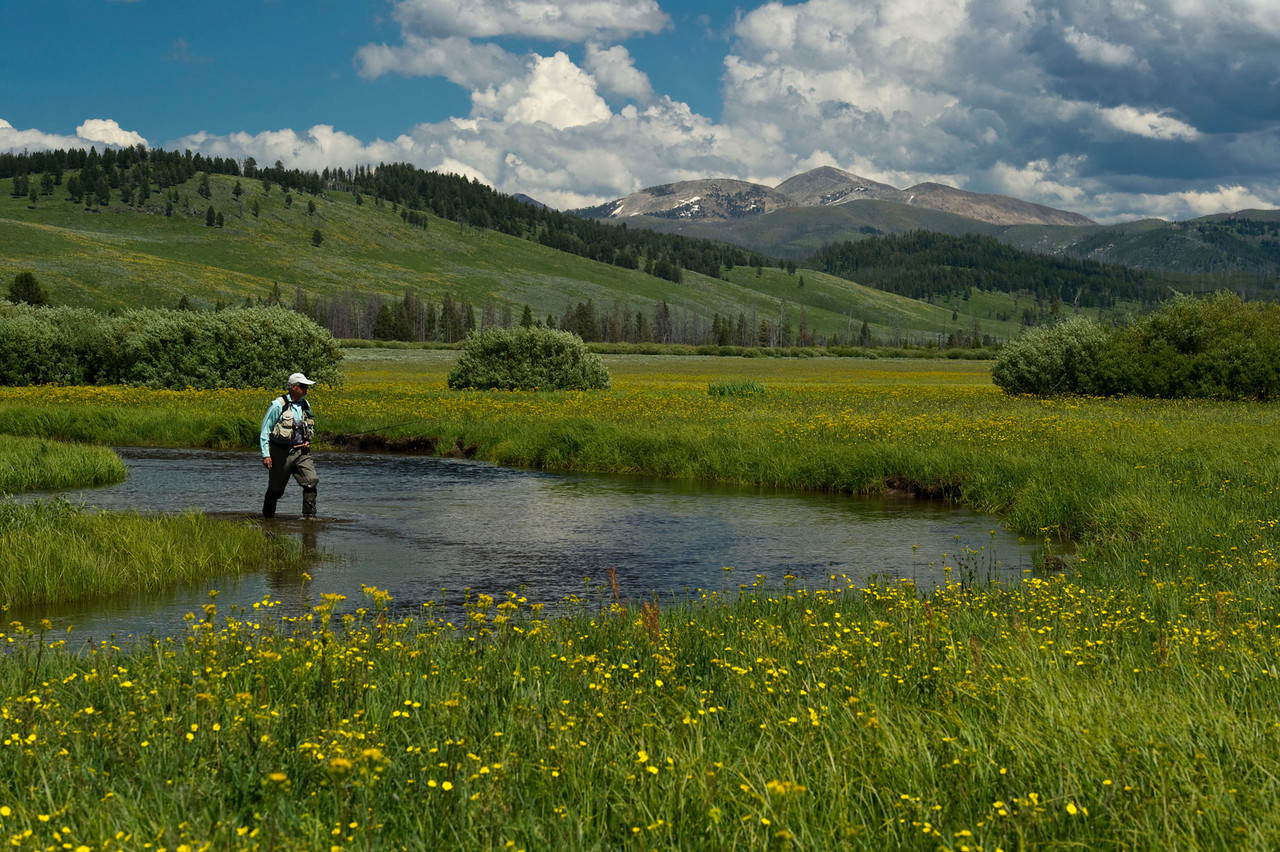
(0, 435), (299, 610)
(0, 500), (303, 608)
(0, 435), (126, 492)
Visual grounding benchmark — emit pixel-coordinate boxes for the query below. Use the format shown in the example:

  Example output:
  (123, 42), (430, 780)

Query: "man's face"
(290, 383), (308, 399)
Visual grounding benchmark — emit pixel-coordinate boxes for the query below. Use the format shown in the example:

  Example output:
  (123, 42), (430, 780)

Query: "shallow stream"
(20, 448), (1040, 639)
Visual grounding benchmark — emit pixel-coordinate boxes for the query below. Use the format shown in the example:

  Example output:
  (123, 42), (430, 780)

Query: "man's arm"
(259, 399), (281, 463)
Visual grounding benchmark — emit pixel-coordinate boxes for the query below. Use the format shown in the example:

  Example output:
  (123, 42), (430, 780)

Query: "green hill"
(0, 167), (1029, 346)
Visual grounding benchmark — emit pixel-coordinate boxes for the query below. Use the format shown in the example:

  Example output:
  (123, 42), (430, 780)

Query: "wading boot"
(302, 485), (317, 519)
(262, 488), (284, 519)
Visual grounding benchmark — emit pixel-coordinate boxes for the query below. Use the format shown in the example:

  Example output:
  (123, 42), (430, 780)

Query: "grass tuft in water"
(0, 435), (127, 492)
(0, 499), (303, 608)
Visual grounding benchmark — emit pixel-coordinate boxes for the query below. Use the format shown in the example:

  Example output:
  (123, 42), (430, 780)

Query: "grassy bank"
(0, 432), (299, 610)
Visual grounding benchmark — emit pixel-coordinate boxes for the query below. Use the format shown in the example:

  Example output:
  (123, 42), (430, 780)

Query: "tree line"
(256, 283), (854, 349)
(805, 230), (1178, 310)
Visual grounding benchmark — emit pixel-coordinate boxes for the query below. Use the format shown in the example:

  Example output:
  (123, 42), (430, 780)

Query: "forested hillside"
(0, 148), (770, 286)
(7, 146), (1031, 348)
(1010, 213), (1280, 277)
(805, 231), (1201, 324)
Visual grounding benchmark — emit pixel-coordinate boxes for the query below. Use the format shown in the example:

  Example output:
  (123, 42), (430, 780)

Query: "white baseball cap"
(288, 372), (316, 386)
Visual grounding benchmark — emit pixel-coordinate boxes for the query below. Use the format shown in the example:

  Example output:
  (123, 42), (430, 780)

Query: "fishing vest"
(269, 395), (314, 447)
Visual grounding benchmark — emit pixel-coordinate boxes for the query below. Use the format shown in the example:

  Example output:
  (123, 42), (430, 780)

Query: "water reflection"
(18, 448), (1038, 639)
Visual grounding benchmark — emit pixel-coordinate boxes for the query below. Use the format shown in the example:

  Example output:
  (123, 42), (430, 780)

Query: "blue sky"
(3, 0), (1279, 222)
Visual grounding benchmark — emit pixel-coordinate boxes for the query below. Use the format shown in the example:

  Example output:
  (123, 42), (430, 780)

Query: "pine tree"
(8, 271), (49, 306)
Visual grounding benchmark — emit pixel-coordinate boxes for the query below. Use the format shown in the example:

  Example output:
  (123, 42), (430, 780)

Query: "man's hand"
(262, 456), (272, 469)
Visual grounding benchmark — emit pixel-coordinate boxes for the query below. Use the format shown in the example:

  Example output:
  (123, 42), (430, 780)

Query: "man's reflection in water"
(262, 519), (321, 605)
(299, 519), (318, 554)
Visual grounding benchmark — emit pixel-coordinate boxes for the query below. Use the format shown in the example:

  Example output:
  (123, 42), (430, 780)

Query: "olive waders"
(262, 444), (318, 518)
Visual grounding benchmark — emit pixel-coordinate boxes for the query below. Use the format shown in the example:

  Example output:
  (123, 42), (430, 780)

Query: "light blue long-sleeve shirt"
(259, 395), (313, 457)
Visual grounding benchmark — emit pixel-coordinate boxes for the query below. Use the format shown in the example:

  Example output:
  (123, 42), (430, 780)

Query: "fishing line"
(331, 415), (444, 437)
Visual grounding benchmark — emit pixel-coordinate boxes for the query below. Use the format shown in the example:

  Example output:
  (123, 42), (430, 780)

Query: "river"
(18, 448), (1039, 639)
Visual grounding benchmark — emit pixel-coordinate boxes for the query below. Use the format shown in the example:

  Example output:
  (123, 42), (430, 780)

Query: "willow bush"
(0, 304), (342, 389)
(448, 326), (611, 391)
(993, 293), (1280, 399)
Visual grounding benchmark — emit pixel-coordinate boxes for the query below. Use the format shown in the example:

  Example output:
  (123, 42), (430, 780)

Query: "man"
(260, 372), (319, 519)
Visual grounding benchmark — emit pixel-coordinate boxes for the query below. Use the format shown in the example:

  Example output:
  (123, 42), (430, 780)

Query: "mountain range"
(572, 166), (1096, 228)
(571, 166), (1280, 276)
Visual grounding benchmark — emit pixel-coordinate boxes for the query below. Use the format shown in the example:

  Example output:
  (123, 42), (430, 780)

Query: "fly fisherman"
(260, 372), (319, 519)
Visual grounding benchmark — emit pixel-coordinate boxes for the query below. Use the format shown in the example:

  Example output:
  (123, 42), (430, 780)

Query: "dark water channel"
(22, 448), (1041, 639)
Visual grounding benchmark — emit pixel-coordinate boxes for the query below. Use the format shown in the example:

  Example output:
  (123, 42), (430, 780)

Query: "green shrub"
(991, 316), (1112, 396)
(7, 270), (49, 306)
(110, 306), (343, 389)
(993, 294), (1280, 400)
(0, 304), (108, 384)
(447, 326), (611, 391)
(1104, 293), (1280, 400)
(0, 305), (343, 389)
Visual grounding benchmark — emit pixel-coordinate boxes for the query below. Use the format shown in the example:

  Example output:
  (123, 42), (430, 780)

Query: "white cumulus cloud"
(1098, 105), (1200, 141)
(77, 119), (148, 148)
(583, 43), (654, 103)
(472, 52), (612, 130)
(387, 0), (669, 43)
(0, 118), (148, 152)
(172, 125), (420, 173)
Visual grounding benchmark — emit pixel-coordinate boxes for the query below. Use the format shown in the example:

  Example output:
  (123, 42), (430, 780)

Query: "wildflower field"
(1, 351), (1280, 850)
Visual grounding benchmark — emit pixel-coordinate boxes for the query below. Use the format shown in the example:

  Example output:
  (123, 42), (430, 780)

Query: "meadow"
(0, 352), (1279, 849)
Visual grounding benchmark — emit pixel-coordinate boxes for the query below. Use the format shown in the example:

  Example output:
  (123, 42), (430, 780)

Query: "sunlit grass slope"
(0, 173), (1026, 342)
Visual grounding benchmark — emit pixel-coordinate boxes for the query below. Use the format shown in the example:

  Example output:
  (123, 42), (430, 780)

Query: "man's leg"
(262, 488), (284, 518)
(263, 447), (291, 518)
(292, 452), (320, 518)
